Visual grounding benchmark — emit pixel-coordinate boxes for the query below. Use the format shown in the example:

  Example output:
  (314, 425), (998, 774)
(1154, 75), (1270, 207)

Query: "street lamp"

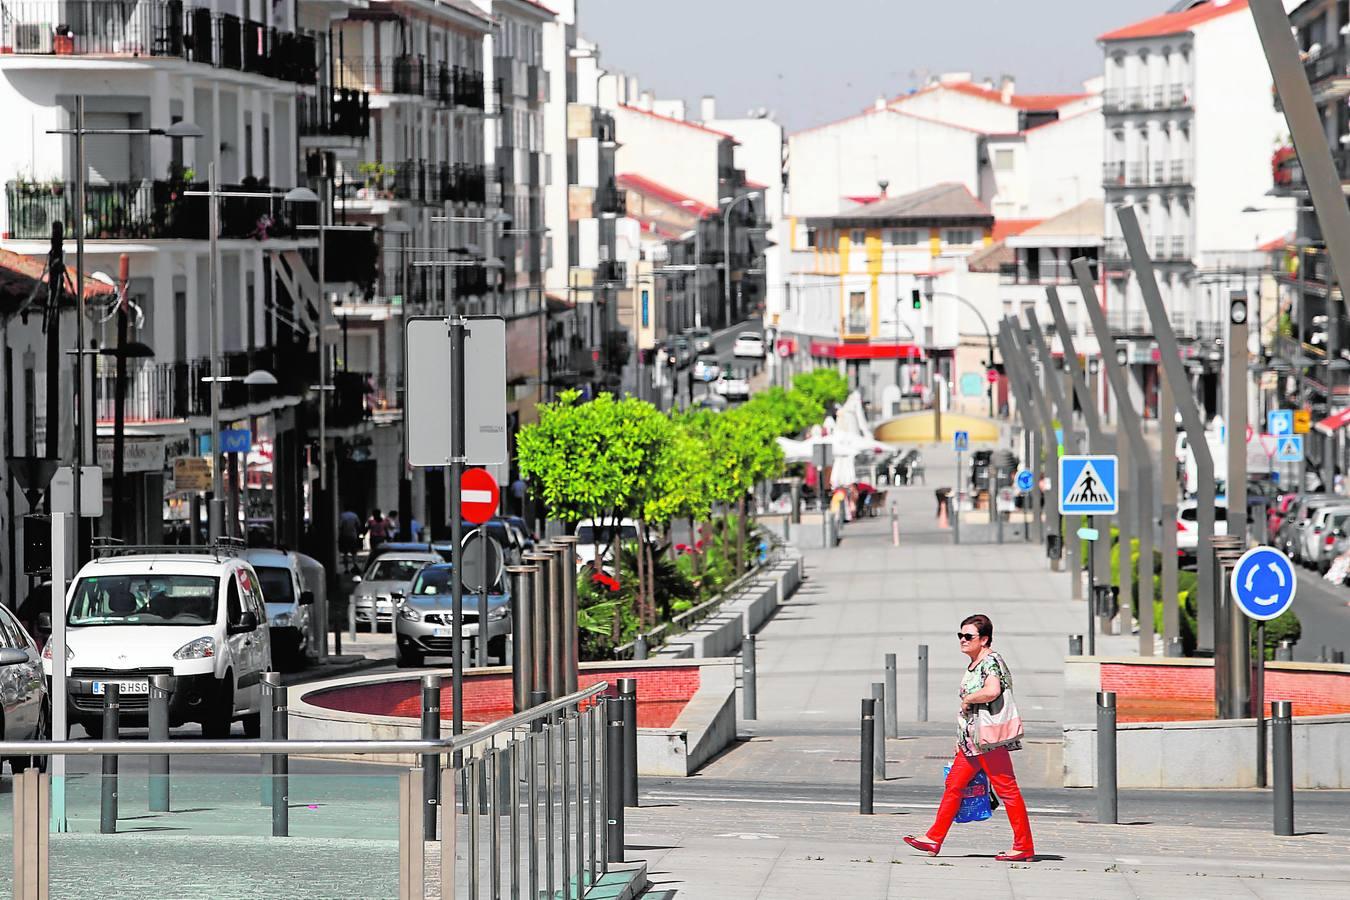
(47, 100), (201, 550)
(722, 192), (761, 329)
(925, 288), (997, 418)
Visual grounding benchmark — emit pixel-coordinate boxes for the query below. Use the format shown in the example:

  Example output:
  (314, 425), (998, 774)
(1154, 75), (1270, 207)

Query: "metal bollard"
(556, 537), (580, 694)
(100, 683), (119, 834)
(547, 544), (568, 699)
(742, 634), (757, 721)
(1276, 640), (1293, 662)
(883, 654), (898, 739)
(605, 709), (625, 862)
(633, 633), (648, 661)
(917, 644), (929, 722)
(1096, 691), (1117, 825)
(1167, 636), (1183, 658)
(1335, 650), (1346, 665)
(348, 593), (357, 643)
(421, 674), (442, 839)
(268, 673), (289, 838)
(524, 550), (552, 701)
(260, 677), (274, 806)
(859, 698), (875, 814)
(871, 683), (886, 781)
(1272, 700), (1294, 836)
(618, 678), (638, 808)
(1068, 634), (1084, 657)
(890, 507), (899, 546)
(148, 675), (173, 812)
(1319, 645), (1328, 663)
(508, 565), (536, 714)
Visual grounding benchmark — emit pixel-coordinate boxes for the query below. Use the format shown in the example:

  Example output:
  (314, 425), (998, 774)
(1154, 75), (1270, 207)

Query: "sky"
(578, 0), (1179, 132)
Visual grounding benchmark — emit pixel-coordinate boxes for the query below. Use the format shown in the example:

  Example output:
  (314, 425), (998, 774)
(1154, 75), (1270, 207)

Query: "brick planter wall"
(1098, 660), (1350, 722)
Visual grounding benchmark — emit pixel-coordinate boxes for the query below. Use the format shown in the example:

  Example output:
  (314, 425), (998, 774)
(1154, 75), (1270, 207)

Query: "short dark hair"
(961, 614), (993, 648)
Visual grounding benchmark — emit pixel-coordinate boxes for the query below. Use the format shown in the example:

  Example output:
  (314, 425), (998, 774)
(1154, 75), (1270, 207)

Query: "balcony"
(1272, 143), (1350, 191)
(1104, 159), (1192, 189)
(1105, 308), (1152, 336)
(597, 186), (626, 217)
(298, 88), (370, 141)
(453, 66), (485, 111)
(1103, 83), (1191, 113)
(338, 56), (472, 107)
(453, 264), (490, 297)
(0, 1), (316, 85)
(596, 260), (626, 285)
(1305, 44), (1350, 90)
(449, 164), (486, 205)
(5, 178), (308, 241)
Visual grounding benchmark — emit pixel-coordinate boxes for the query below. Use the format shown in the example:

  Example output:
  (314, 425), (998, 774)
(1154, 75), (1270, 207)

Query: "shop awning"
(810, 341), (925, 360)
(1315, 407), (1350, 435)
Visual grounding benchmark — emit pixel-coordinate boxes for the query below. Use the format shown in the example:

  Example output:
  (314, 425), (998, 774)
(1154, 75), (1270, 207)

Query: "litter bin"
(1093, 585), (1119, 618)
(1046, 533), (1063, 560)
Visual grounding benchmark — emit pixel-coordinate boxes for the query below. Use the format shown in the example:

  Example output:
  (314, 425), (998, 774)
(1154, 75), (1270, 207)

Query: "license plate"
(92, 680), (149, 696)
(433, 627), (450, 637)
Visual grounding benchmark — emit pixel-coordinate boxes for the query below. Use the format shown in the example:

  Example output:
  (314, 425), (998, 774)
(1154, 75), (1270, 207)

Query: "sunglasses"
(957, 632), (981, 642)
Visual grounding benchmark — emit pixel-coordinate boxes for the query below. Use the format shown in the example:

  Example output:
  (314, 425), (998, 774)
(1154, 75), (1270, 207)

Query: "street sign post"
(1294, 409), (1311, 434)
(1268, 410), (1294, 437)
(953, 431), (969, 545)
(219, 429), (251, 454)
(461, 468), (500, 525)
(1275, 435), (1304, 463)
(1014, 469), (1035, 493)
(953, 431), (969, 453)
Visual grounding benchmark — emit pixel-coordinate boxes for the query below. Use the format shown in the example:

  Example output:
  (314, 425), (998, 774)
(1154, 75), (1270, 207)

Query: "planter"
(53, 35), (75, 55)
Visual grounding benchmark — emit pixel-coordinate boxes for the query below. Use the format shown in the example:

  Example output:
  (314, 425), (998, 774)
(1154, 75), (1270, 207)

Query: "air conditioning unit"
(14, 24), (52, 54)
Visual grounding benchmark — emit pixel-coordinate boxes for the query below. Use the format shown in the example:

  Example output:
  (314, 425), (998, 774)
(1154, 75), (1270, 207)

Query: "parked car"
(45, 546), (272, 738)
(0, 603), (47, 771)
(712, 372), (750, 401)
(1300, 505), (1350, 569)
(353, 551), (442, 631)
(1311, 510), (1350, 573)
(395, 564), (510, 668)
(684, 326), (714, 354)
(693, 356), (722, 383)
(243, 548), (317, 669)
(1176, 499), (1229, 566)
(1267, 493), (1299, 539)
(573, 518), (656, 570)
(1277, 494), (1336, 562)
(732, 331), (765, 359)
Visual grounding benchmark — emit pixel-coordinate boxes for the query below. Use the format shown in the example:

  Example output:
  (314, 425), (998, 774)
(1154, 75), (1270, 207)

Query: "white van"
(243, 547), (317, 668)
(43, 546), (272, 738)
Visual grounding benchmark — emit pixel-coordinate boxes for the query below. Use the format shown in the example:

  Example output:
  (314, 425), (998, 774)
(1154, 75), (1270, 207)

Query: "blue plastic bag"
(943, 765), (993, 824)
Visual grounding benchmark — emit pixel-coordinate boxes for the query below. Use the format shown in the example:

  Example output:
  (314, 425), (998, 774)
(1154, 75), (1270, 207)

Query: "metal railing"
(0, 0), (316, 84)
(298, 88), (370, 139)
(1103, 83), (1191, 113)
(1, 680), (614, 900)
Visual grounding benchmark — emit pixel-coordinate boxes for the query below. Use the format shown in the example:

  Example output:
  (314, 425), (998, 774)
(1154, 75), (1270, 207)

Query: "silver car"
(394, 564), (511, 668)
(244, 548), (317, 668)
(353, 552), (441, 632)
(0, 603), (47, 769)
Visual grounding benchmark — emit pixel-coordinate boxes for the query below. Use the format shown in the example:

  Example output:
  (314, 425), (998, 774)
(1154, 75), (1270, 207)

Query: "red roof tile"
(1099, 0), (1247, 42)
(993, 219), (1044, 242)
(891, 81), (1092, 112)
(616, 105), (738, 142)
(617, 172), (717, 217)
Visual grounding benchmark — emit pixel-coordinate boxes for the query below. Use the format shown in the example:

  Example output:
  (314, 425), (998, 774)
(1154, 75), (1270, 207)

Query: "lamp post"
(925, 289), (997, 418)
(47, 101), (202, 552)
(722, 191), (761, 329)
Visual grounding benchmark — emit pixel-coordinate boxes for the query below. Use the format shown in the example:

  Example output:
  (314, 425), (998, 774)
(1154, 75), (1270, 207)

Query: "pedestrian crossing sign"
(1275, 435), (1304, 463)
(1058, 455), (1118, 515)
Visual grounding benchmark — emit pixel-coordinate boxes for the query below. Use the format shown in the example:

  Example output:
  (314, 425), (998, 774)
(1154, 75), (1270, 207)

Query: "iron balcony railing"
(5, 178), (307, 241)
(1103, 83), (1191, 113)
(1306, 44), (1350, 85)
(0, 0), (316, 84)
(298, 88), (370, 139)
(597, 186), (626, 216)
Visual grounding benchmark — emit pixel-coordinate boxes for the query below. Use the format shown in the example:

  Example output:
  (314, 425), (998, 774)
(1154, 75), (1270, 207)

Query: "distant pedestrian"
(366, 508), (388, 554)
(903, 614), (1034, 861)
(338, 509), (361, 573)
(408, 515), (424, 543)
(387, 510), (402, 542)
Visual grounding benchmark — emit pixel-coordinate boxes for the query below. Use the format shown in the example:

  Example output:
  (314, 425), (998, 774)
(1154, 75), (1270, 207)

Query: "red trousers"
(926, 748), (1034, 853)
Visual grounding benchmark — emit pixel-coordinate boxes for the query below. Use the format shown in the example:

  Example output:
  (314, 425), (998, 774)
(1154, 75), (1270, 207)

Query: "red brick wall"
(1100, 662), (1350, 722)
(303, 664), (702, 729)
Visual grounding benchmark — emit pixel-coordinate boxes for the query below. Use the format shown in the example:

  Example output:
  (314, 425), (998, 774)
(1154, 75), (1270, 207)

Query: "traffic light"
(911, 289), (922, 310)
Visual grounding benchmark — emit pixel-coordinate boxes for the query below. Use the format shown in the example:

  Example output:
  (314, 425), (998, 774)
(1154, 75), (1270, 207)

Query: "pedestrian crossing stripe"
(1058, 455), (1119, 515)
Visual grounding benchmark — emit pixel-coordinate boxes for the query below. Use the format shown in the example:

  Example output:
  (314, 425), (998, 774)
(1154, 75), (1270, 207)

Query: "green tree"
(741, 386), (825, 437)
(701, 405), (785, 573)
(792, 368), (849, 410)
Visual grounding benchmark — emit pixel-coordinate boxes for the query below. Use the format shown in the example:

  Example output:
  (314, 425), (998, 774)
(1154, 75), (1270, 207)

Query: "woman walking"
(903, 614), (1035, 861)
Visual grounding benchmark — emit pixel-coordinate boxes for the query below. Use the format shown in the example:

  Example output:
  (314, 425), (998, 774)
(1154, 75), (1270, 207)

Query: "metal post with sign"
(953, 430), (968, 545)
(1231, 544), (1297, 788)
(1060, 455), (1119, 657)
(1026, 309), (1081, 595)
(814, 443), (833, 547)
(405, 316), (507, 746)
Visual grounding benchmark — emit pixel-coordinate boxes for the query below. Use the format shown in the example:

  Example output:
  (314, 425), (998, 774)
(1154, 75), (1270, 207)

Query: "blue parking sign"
(1268, 410), (1293, 437)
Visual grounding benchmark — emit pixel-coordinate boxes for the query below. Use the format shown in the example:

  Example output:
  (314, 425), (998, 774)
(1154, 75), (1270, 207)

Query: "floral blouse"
(957, 650), (1020, 756)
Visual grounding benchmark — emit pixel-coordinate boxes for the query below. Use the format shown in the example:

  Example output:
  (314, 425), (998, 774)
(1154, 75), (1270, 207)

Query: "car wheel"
(242, 711), (262, 739)
(201, 677), (235, 739)
(395, 644), (424, 668)
(488, 633), (507, 664)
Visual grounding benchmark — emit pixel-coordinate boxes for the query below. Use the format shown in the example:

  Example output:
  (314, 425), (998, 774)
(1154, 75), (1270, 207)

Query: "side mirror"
(298, 591), (315, 606)
(0, 647), (29, 666)
(36, 611), (51, 632)
(228, 610), (259, 635)
(351, 574), (363, 583)
(390, 591), (406, 602)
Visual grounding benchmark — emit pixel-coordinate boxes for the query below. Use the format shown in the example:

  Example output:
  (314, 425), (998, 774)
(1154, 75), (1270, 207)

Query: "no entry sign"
(461, 468), (500, 524)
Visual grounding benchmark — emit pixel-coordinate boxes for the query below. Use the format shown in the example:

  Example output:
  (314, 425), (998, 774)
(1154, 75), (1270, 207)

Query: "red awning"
(810, 341), (925, 360)
(1316, 407), (1350, 434)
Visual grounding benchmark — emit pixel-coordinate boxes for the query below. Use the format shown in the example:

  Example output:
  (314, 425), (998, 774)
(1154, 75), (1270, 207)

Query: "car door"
(233, 566), (267, 712)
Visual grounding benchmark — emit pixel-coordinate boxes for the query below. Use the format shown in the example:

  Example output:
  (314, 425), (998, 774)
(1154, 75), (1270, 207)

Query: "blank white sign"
(405, 316), (507, 466)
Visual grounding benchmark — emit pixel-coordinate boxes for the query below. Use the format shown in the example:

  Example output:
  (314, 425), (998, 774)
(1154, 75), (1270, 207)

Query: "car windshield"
(1180, 507), (1228, 522)
(738, 333), (761, 341)
(68, 574), (219, 627)
(576, 524), (638, 545)
(366, 558), (428, 581)
(412, 568), (455, 595)
(254, 566), (295, 605)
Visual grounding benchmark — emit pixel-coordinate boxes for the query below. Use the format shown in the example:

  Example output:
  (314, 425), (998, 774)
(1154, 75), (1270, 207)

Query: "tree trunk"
(736, 495), (746, 576)
(645, 534), (658, 622)
(635, 516), (648, 625)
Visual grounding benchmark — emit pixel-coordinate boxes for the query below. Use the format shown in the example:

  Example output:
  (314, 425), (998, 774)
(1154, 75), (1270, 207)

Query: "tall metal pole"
(1074, 259), (1156, 655)
(318, 192), (329, 493)
(1226, 293), (1252, 717)
(450, 317), (466, 741)
(1119, 205), (1217, 653)
(1026, 309), (1081, 595)
(1160, 375), (1181, 651)
(693, 226), (702, 330)
(1000, 323), (1057, 558)
(208, 161), (224, 541)
(73, 98), (86, 558)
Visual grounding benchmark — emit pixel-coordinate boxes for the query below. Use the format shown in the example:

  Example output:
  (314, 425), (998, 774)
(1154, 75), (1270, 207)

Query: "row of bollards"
(1094, 690), (1297, 834)
(858, 646), (929, 814)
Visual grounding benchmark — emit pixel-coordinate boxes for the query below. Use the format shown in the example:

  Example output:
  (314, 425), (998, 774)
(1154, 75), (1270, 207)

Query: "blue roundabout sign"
(1229, 546), (1297, 621)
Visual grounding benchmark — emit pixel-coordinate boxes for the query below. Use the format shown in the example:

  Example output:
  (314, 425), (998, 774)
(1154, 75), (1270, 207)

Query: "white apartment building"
(1099, 0), (1295, 352)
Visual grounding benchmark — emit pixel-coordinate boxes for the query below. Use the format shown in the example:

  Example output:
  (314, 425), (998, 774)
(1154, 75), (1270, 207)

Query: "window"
(0, 606), (27, 649)
(886, 228), (921, 246)
(847, 291), (868, 334)
(226, 576), (243, 624)
(943, 228), (976, 246)
(67, 574), (220, 627)
(849, 229), (866, 247)
(993, 149), (1015, 172)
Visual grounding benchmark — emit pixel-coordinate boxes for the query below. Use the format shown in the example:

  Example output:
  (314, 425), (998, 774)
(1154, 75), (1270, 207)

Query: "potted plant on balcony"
(1272, 142), (1297, 188)
(53, 25), (75, 55)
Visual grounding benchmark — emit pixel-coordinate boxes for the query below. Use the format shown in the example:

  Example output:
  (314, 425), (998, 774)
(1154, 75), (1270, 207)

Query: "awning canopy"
(1315, 407), (1350, 435)
(810, 341), (925, 360)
